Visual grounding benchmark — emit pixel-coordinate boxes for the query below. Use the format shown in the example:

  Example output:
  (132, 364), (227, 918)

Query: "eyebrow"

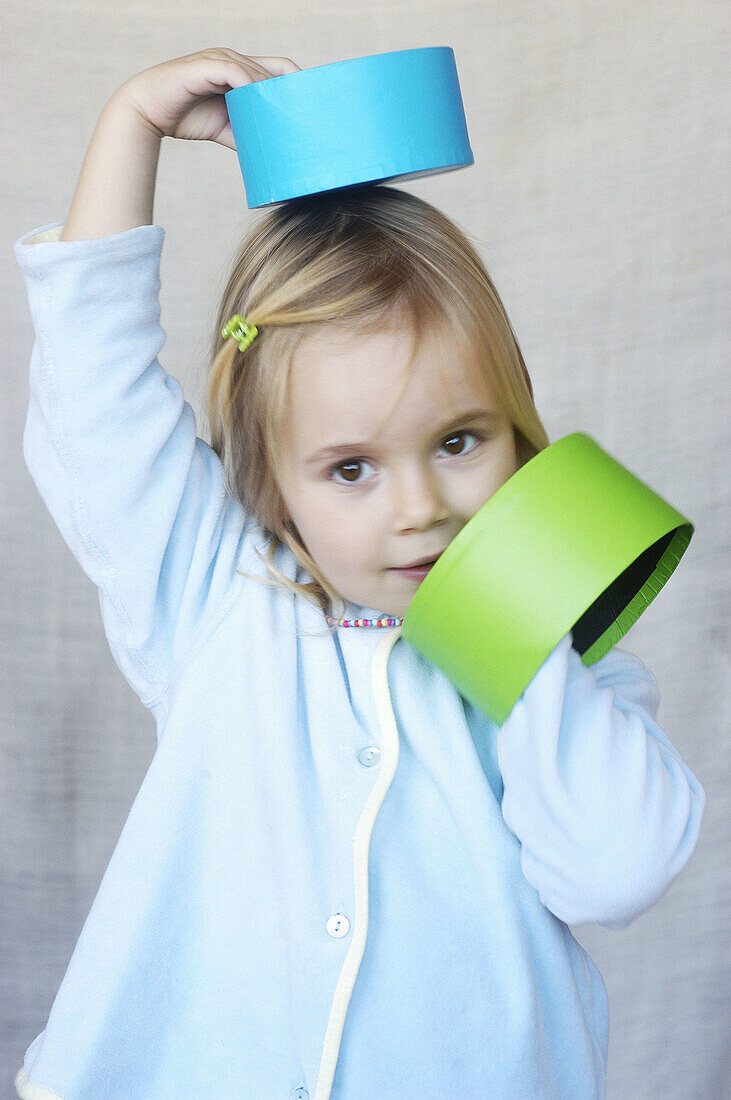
(304, 407), (504, 467)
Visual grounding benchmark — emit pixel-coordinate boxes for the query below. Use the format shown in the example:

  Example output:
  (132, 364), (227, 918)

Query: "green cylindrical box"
(401, 433), (693, 725)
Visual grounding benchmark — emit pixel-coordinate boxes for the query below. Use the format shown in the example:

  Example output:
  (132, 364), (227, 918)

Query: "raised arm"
(61, 48), (300, 239)
(16, 50), (301, 709)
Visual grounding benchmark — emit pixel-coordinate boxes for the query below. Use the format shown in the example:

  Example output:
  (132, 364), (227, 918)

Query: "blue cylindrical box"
(225, 47), (474, 208)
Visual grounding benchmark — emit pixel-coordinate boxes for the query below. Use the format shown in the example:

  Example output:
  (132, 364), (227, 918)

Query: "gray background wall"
(2, 1), (728, 1096)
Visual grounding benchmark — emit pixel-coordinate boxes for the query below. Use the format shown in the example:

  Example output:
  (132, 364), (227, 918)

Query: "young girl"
(14, 48), (705, 1100)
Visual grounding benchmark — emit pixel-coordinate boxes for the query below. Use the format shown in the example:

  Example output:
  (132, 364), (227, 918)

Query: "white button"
(358, 745), (381, 767)
(326, 913), (350, 938)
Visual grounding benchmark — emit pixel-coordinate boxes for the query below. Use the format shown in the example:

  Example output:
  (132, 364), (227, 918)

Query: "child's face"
(278, 309), (519, 618)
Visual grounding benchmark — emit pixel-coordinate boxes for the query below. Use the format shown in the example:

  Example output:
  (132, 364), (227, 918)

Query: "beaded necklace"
(326, 615), (403, 628)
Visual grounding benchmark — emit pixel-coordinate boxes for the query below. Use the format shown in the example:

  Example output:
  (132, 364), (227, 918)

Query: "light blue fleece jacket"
(13, 221), (705, 1100)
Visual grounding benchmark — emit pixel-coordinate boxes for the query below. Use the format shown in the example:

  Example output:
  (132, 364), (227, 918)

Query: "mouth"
(388, 554), (442, 579)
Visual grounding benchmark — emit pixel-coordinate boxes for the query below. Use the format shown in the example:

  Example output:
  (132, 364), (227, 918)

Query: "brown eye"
(330, 459), (370, 485)
(443, 434), (465, 455)
(443, 431), (481, 455)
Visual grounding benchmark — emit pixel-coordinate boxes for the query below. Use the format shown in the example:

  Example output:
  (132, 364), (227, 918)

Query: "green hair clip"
(222, 314), (259, 352)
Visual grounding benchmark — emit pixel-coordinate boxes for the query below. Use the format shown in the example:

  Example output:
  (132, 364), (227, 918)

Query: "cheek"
(491, 433), (519, 484)
(318, 518), (369, 566)
(463, 442), (518, 512)
(497, 452), (518, 486)
(294, 495), (368, 565)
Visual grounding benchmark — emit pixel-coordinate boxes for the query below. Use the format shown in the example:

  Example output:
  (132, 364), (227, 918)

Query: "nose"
(391, 461), (450, 533)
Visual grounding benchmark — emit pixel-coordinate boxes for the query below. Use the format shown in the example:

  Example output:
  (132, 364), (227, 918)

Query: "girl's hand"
(116, 48), (301, 150)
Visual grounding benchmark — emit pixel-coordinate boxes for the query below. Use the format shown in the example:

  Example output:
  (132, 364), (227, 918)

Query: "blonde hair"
(205, 183), (551, 619)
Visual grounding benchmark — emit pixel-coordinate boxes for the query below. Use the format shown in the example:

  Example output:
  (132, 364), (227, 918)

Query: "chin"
(384, 598), (411, 619)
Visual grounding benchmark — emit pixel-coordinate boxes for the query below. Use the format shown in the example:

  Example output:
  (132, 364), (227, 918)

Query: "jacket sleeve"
(14, 222), (263, 709)
(496, 631), (706, 929)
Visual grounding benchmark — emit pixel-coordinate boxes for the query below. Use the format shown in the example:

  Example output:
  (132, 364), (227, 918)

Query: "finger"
(183, 57), (274, 94)
(215, 124), (236, 151)
(247, 55), (302, 75)
(176, 48), (269, 74)
(195, 49), (275, 82)
(217, 50), (301, 76)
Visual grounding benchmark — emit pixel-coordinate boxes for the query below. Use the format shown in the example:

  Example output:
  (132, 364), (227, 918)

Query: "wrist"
(108, 84), (164, 143)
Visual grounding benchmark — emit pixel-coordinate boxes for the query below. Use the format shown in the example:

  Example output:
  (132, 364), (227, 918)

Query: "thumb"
(216, 122), (236, 150)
